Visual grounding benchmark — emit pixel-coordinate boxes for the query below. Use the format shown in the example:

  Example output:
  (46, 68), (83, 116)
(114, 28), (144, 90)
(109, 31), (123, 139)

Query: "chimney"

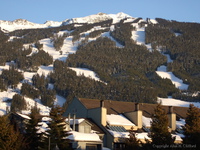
(167, 106), (176, 131)
(124, 103), (143, 129)
(100, 100), (104, 107)
(73, 114), (76, 131)
(135, 103), (139, 111)
(168, 106), (173, 113)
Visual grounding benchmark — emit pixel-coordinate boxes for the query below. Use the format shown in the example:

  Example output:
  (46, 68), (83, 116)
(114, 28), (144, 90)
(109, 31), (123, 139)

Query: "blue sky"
(0, 0), (199, 23)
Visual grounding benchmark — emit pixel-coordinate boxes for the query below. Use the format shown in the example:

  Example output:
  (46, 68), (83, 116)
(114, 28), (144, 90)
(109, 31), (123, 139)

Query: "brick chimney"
(167, 106), (176, 131)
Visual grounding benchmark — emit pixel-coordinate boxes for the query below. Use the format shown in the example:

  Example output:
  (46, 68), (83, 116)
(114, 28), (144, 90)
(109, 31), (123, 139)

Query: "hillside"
(0, 13), (200, 115)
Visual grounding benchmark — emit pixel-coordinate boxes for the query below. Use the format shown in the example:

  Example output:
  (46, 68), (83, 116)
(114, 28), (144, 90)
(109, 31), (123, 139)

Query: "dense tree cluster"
(0, 65), (24, 88)
(10, 94), (27, 112)
(110, 21), (135, 46)
(21, 82), (40, 99)
(9, 24), (75, 44)
(145, 18), (200, 100)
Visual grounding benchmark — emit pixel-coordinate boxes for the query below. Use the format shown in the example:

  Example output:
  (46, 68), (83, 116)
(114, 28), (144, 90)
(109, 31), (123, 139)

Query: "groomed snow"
(106, 114), (135, 126)
(69, 67), (102, 82)
(156, 65), (188, 90)
(158, 97), (200, 108)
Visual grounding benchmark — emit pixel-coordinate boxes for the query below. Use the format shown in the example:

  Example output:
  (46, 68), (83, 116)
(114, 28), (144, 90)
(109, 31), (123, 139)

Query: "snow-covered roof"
(107, 130), (129, 138)
(17, 113), (31, 120)
(136, 132), (151, 140)
(65, 118), (85, 125)
(106, 114), (135, 126)
(67, 131), (101, 142)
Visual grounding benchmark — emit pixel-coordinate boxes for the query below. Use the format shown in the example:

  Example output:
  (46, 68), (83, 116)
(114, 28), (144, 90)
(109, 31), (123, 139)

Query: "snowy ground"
(0, 17), (198, 117)
(158, 97), (200, 108)
(156, 65), (188, 90)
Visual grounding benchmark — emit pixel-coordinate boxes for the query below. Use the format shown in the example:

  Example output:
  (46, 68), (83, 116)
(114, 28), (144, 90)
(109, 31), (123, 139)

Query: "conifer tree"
(0, 115), (27, 150)
(11, 94), (27, 112)
(149, 103), (175, 146)
(45, 105), (70, 150)
(125, 126), (140, 150)
(25, 104), (42, 150)
(183, 104), (200, 148)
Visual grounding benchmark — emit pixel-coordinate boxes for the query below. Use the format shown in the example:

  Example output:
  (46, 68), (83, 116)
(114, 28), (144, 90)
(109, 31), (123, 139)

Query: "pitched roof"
(78, 98), (189, 119)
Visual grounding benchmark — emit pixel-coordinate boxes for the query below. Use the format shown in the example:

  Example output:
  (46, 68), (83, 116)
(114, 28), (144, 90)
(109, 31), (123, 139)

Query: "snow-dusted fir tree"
(25, 104), (42, 150)
(149, 103), (175, 145)
(125, 126), (141, 150)
(183, 104), (200, 148)
(45, 105), (70, 150)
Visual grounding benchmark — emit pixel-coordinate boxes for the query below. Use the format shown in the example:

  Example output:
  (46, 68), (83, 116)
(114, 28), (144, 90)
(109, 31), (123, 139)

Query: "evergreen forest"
(0, 17), (200, 111)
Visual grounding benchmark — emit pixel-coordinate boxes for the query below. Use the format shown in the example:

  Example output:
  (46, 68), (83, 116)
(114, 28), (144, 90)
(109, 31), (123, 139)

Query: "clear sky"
(0, 0), (199, 24)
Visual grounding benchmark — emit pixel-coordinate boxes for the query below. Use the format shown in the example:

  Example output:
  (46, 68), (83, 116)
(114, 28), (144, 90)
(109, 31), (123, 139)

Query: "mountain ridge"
(0, 12), (132, 32)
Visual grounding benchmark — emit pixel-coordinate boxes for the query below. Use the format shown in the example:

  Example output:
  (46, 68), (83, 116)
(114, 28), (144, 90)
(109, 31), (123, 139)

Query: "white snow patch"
(131, 26), (152, 51)
(0, 89), (16, 116)
(149, 19), (158, 24)
(37, 65), (53, 77)
(176, 118), (185, 129)
(158, 97), (200, 108)
(156, 65), (189, 90)
(69, 67), (103, 82)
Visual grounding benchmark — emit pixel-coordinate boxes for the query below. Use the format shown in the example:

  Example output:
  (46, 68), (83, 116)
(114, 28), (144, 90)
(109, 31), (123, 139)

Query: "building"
(66, 116), (104, 150)
(64, 97), (188, 149)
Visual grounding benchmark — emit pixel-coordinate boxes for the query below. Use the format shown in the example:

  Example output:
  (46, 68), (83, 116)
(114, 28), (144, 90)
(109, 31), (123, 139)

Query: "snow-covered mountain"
(0, 12), (132, 32)
(0, 12), (199, 117)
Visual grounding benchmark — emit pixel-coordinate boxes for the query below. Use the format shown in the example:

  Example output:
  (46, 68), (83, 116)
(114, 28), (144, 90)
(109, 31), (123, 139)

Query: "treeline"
(0, 31), (53, 71)
(8, 24), (75, 44)
(110, 21), (135, 46)
(145, 18), (200, 100)
(0, 65), (24, 89)
(71, 19), (113, 43)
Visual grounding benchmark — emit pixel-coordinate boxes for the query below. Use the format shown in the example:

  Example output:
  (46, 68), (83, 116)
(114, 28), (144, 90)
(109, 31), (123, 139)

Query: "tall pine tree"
(183, 104), (200, 148)
(0, 115), (27, 150)
(25, 104), (42, 150)
(45, 105), (70, 150)
(149, 103), (175, 146)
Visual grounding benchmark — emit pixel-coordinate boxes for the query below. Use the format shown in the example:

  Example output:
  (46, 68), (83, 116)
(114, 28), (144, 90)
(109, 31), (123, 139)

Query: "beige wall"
(88, 107), (107, 126)
(124, 110), (143, 129)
